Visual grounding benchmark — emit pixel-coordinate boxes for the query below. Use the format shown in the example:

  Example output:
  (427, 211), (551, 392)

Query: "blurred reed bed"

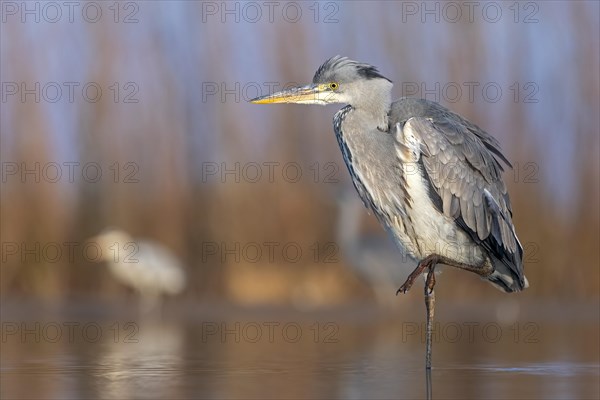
(1, 2), (598, 305)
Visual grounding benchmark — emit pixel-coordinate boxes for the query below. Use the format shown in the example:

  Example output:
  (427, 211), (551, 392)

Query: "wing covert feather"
(400, 115), (523, 280)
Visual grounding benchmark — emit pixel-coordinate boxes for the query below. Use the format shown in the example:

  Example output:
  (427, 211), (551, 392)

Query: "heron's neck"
(349, 103), (390, 132)
(349, 80), (393, 131)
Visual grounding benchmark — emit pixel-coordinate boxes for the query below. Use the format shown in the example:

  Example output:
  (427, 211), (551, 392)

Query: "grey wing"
(400, 116), (525, 285)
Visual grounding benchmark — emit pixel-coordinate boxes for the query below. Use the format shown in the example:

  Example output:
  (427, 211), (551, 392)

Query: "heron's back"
(335, 105), (481, 264)
(334, 98), (527, 292)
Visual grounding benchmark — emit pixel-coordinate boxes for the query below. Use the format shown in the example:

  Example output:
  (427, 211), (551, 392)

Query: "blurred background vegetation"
(1, 1), (598, 309)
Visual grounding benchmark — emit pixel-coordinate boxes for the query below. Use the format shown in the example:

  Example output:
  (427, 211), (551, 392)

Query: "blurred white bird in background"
(90, 228), (186, 312)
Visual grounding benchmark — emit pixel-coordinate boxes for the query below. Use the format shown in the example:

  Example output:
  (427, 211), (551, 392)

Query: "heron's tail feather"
(486, 261), (529, 293)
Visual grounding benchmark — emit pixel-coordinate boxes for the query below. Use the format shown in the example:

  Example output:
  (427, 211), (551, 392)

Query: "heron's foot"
(396, 268), (422, 294)
(396, 255), (438, 295)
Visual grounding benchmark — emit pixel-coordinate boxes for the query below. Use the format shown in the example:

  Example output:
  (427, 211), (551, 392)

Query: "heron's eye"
(329, 82), (339, 90)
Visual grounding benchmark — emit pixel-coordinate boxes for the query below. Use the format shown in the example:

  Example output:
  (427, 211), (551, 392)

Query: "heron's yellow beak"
(250, 84), (332, 105)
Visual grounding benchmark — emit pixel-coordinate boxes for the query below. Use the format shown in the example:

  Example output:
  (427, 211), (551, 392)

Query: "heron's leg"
(397, 254), (493, 295)
(424, 264), (435, 370)
(425, 263), (436, 292)
(397, 257), (439, 371)
(396, 254), (438, 295)
(442, 255), (494, 277)
(425, 367), (433, 400)
(397, 256), (437, 370)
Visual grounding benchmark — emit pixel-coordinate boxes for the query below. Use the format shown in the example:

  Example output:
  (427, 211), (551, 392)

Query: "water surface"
(2, 301), (598, 399)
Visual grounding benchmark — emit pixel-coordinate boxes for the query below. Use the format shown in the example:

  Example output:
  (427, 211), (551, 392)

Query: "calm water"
(1, 301), (598, 399)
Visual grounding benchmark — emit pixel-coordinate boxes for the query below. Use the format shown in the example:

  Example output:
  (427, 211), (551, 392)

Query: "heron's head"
(250, 56), (393, 109)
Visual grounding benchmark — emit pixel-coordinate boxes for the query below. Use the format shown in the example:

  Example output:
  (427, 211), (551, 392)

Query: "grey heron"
(250, 56), (529, 370)
(91, 228), (186, 312)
